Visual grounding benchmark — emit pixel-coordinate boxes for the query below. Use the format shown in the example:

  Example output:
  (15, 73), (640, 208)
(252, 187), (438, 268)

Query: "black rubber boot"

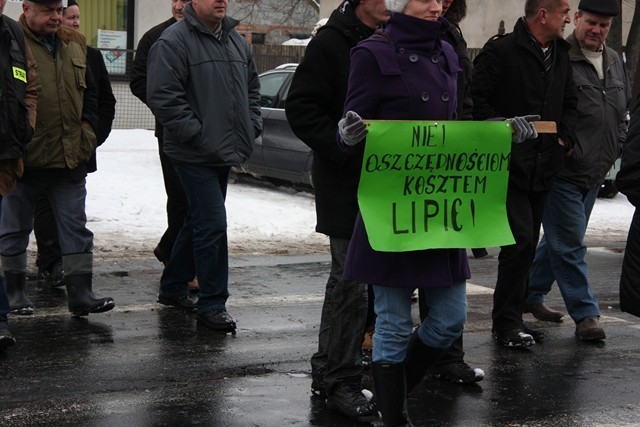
(405, 330), (444, 392)
(372, 362), (412, 427)
(5, 271), (34, 315)
(65, 273), (115, 316)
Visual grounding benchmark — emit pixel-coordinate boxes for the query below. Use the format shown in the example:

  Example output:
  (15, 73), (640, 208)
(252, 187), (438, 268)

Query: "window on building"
(252, 33), (266, 45)
(77, 0), (133, 75)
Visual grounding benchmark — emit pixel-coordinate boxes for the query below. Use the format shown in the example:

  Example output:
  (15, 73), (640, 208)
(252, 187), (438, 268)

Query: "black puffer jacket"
(472, 18), (578, 192)
(285, 1), (376, 238)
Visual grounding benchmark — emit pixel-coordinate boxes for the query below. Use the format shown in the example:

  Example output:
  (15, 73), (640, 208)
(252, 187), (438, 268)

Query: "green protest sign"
(358, 120), (515, 252)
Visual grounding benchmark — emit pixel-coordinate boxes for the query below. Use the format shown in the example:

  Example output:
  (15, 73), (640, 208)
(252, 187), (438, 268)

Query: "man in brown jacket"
(0, 0), (114, 318)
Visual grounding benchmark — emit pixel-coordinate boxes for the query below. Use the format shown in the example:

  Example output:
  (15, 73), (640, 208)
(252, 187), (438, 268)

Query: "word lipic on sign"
(358, 120), (515, 252)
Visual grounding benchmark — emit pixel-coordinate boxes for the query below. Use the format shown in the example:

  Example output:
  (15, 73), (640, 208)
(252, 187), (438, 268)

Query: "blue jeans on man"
(528, 178), (601, 322)
(159, 164), (230, 313)
(372, 281), (467, 364)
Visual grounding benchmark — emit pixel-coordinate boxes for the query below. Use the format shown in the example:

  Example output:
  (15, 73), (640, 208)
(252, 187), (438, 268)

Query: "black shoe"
(522, 323), (545, 342)
(38, 260), (65, 288)
(197, 309), (236, 332)
(311, 378), (327, 399)
(430, 361), (485, 384)
(492, 329), (535, 348)
(157, 294), (197, 312)
(326, 380), (378, 423)
(0, 328), (16, 351)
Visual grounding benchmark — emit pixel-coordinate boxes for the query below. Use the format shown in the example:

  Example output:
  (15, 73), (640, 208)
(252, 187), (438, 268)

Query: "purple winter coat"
(342, 13), (471, 289)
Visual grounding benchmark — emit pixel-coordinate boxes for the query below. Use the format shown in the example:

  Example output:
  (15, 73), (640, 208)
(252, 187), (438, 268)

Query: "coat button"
(441, 92), (450, 101)
(409, 54), (418, 63)
(431, 55), (439, 63)
(399, 48), (405, 53)
(421, 92), (430, 102)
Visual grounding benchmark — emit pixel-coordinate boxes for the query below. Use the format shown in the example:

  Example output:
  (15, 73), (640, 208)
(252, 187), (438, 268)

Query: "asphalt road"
(1, 236), (639, 426)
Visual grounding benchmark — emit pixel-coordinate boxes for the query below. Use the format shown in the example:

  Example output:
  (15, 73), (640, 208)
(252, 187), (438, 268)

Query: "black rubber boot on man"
(65, 273), (115, 316)
(5, 271), (34, 315)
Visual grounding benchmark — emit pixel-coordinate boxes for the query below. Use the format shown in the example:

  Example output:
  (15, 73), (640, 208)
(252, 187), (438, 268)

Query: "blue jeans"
(372, 281), (467, 364)
(528, 178), (601, 322)
(310, 237), (368, 392)
(160, 164), (230, 314)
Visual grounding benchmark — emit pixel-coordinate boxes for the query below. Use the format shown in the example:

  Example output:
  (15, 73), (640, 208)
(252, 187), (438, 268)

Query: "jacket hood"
(319, 1), (376, 44)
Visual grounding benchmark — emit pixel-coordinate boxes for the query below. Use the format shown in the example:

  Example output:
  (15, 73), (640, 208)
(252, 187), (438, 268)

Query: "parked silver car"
(235, 64), (313, 187)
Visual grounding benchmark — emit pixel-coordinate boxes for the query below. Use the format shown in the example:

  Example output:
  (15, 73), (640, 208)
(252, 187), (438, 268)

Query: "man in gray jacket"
(526, 0), (629, 341)
(147, 0), (261, 333)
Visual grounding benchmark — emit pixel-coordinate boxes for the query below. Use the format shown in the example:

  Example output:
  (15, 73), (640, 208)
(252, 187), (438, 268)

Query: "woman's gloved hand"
(509, 115), (540, 143)
(338, 111), (368, 146)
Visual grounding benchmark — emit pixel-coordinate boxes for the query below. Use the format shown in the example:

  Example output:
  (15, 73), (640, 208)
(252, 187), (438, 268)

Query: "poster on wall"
(97, 29), (127, 75)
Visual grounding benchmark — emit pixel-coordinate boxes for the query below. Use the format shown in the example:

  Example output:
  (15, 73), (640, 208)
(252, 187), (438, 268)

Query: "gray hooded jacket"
(147, 4), (261, 166)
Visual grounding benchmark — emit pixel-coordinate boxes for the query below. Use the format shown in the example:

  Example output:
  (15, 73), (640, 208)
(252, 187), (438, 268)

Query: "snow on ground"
(80, 129), (635, 259)
(84, 129), (327, 258)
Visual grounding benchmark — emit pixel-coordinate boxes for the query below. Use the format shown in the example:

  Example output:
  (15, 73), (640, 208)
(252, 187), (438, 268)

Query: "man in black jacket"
(0, 0), (37, 349)
(527, 0), (628, 342)
(130, 0), (193, 285)
(472, 0), (578, 348)
(32, 0), (116, 289)
(285, 0), (387, 422)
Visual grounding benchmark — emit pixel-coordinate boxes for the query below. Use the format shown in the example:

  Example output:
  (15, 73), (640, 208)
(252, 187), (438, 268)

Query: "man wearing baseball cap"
(0, 0), (115, 318)
(526, 0), (630, 341)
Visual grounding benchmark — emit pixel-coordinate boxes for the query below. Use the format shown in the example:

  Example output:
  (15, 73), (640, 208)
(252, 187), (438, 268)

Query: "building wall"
(4, 0), (316, 47)
(4, 0), (634, 48)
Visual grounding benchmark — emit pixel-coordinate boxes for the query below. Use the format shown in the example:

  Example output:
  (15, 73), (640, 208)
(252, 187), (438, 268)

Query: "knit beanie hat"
(385, 0), (411, 13)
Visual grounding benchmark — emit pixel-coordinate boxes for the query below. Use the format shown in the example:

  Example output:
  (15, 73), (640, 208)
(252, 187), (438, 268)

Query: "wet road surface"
(1, 243), (639, 426)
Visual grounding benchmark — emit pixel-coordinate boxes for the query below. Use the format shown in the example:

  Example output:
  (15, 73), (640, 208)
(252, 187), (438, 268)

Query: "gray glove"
(509, 115), (540, 143)
(338, 111), (368, 146)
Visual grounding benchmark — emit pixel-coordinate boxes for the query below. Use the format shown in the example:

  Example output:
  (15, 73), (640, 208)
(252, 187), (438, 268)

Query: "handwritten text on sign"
(358, 121), (515, 252)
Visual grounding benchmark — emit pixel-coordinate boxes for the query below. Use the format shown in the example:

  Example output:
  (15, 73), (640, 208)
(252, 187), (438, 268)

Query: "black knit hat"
(578, 0), (620, 17)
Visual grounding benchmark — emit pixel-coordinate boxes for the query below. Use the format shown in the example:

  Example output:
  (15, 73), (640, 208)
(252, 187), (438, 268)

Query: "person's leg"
(528, 233), (556, 303)
(620, 209), (640, 317)
(172, 164), (234, 330)
(323, 238), (373, 421)
(372, 286), (414, 364)
(0, 177), (42, 315)
(154, 135), (188, 264)
(371, 286), (414, 425)
(0, 274), (16, 350)
(47, 175), (114, 316)
(33, 194), (63, 283)
(492, 185), (546, 346)
(420, 286), (483, 384)
(541, 180), (601, 322)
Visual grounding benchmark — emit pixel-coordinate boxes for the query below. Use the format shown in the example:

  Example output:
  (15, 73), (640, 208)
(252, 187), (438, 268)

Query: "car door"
(260, 71), (313, 184)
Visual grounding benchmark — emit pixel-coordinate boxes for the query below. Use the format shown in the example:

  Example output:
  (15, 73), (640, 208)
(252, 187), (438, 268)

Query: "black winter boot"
(405, 330), (444, 392)
(5, 271), (34, 315)
(65, 273), (115, 316)
(372, 362), (412, 427)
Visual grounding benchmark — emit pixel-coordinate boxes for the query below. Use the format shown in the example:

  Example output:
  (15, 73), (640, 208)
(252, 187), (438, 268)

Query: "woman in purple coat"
(337, 0), (467, 424)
